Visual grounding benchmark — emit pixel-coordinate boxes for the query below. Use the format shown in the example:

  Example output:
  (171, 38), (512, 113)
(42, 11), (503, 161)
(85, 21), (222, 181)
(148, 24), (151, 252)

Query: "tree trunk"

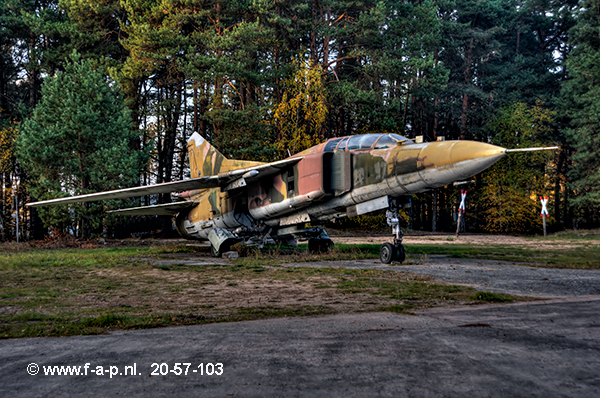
(554, 149), (564, 229)
(461, 38), (474, 140)
(310, 0), (318, 65)
(433, 50), (439, 140)
(193, 81), (198, 132)
(0, 54), (7, 119)
(162, 82), (183, 184)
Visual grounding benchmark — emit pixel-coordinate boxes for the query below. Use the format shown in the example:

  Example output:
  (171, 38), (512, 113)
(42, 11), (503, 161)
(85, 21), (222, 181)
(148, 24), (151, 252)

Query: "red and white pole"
(540, 196), (549, 237)
(456, 190), (467, 238)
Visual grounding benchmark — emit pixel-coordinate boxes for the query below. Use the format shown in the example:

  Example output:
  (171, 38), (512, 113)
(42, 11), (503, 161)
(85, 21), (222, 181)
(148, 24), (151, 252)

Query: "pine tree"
(562, 0), (600, 215)
(17, 53), (150, 237)
(478, 102), (555, 233)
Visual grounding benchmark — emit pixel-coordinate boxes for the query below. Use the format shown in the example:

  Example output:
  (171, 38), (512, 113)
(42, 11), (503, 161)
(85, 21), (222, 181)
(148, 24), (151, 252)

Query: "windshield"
(374, 134), (413, 149)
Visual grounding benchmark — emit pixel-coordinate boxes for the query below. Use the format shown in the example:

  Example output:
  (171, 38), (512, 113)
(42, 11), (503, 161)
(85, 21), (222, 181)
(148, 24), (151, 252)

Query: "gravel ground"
(3, 238), (600, 396)
(400, 256), (600, 297)
(2, 299), (599, 397)
(281, 256), (600, 298)
(156, 240), (600, 298)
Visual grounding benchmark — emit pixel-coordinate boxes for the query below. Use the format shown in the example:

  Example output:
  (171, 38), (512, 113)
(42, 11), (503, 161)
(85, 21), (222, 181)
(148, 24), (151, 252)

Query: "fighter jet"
(27, 132), (556, 263)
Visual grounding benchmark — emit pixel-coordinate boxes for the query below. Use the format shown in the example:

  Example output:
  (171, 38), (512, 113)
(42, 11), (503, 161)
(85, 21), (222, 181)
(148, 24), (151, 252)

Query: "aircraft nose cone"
(451, 141), (506, 163)
(415, 140), (507, 189)
(449, 141), (506, 179)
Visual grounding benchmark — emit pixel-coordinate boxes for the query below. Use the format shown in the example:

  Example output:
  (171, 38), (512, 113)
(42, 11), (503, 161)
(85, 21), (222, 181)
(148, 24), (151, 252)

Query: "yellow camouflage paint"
(185, 132), (263, 227)
(177, 132), (507, 240)
(187, 132), (262, 178)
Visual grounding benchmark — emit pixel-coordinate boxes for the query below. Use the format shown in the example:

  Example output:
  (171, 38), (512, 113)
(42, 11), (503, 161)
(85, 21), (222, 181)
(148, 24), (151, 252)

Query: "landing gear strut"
(380, 199), (405, 264)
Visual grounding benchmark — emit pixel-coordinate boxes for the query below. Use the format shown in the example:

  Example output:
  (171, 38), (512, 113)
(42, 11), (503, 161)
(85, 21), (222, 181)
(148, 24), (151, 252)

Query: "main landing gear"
(305, 227), (334, 254)
(380, 200), (405, 264)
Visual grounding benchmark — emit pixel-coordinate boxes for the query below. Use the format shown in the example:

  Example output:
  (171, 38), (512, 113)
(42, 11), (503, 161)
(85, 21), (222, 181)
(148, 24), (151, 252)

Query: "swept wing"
(106, 201), (198, 216)
(27, 156), (303, 208)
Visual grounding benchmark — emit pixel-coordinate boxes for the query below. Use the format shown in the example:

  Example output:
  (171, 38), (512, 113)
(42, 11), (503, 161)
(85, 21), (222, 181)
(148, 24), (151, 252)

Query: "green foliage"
(17, 53), (150, 236)
(325, 0), (448, 138)
(562, 0), (600, 212)
(59, 0), (129, 72)
(211, 104), (277, 162)
(0, 0), (590, 237)
(478, 102), (556, 233)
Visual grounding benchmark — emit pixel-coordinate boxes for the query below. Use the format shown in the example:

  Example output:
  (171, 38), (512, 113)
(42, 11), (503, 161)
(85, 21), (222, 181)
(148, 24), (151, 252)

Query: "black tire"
(395, 244), (406, 263)
(380, 243), (394, 264)
(309, 238), (333, 253)
(210, 244), (221, 258)
(324, 239), (334, 252)
(308, 239), (319, 254)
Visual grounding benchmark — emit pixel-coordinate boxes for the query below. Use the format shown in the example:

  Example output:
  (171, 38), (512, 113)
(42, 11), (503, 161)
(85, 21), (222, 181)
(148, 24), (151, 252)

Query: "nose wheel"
(381, 198), (406, 264)
(380, 242), (406, 264)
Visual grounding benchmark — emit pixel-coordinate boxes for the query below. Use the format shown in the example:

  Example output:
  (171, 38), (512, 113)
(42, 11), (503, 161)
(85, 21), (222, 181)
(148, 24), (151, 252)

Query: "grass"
(404, 243), (600, 269)
(532, 228), (600, 241)
(231, 241), (600, 269)
(471, 292), (515, 302)
(4, 232), (595, 339)
(0, 243), (523, 339)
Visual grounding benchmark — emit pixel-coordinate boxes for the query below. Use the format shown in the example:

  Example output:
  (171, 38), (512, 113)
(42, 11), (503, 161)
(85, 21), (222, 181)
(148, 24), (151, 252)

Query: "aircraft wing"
(107, 201), (198, 216)
(27, 156), (303, 208)
(214, 156), (303, 183)
(26, 177), (216, 207)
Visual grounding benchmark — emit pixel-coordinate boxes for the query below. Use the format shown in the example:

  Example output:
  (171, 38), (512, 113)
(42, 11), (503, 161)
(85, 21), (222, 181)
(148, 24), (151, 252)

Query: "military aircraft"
(27, 132), (557, 263)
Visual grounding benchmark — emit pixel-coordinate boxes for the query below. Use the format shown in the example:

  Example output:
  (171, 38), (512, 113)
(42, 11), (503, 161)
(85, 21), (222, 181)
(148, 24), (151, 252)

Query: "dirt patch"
(1, 245), (497, 339)
(85, 261), (437, 318)
(89, 266), (355, 313)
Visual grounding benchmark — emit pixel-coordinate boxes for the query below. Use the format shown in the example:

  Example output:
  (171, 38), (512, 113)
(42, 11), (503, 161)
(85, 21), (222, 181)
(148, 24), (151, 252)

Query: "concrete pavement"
(1, 296), (599, 397)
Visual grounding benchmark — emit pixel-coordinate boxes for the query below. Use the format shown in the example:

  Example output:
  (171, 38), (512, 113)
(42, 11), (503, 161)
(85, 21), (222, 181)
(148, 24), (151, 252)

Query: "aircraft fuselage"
(175, 134), (506, 241)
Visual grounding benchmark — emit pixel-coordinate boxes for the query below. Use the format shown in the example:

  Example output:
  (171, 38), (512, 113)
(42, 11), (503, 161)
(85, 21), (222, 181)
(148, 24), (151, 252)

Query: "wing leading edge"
(107, 201), (198, 216)
(26, 156), (303, 208)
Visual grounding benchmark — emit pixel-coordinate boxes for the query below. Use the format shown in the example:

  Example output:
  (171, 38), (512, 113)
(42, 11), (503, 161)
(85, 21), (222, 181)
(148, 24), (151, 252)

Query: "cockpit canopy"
(323, 133), (413, 152)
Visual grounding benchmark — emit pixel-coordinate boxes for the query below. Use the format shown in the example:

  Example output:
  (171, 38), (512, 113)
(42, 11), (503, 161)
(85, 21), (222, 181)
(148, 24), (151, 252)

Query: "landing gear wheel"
(394, 244), (406, 263)
(308, 238), (334, 253)
(210, 244), (221, 258)
(308, 239), (318, 253)
(380, 243), (395, 264)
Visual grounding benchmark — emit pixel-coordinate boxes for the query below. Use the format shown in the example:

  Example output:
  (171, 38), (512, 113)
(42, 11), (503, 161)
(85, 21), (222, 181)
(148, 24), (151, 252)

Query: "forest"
(1, 0), (599, 240)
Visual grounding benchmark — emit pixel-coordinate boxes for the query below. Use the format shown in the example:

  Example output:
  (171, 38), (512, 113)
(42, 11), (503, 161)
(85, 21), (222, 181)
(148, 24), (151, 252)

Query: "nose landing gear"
(380, 199), (406, 264)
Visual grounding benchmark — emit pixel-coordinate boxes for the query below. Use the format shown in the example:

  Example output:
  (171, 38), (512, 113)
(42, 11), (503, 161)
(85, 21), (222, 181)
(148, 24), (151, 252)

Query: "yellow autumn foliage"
(273, 58), (328, 156)
(0, 124), (17, 173)
(479, 102), (555, 233)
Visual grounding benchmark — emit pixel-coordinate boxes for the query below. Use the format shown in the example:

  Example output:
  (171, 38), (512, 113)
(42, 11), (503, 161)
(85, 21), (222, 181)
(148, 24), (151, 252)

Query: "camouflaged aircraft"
(27, 132), (557, 263)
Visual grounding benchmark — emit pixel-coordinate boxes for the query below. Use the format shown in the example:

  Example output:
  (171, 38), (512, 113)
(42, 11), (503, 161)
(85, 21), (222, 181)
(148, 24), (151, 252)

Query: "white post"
(456, 190), (467, 238)
(540, 196), (549, 237)
(14, 177), (19, 244)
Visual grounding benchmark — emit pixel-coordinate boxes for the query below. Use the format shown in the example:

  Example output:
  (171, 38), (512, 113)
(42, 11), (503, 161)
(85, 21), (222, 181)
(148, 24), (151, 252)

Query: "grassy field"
(240, 241), (600, 269)
(404, 244), (600, 269)
(0, 242), (520, 339)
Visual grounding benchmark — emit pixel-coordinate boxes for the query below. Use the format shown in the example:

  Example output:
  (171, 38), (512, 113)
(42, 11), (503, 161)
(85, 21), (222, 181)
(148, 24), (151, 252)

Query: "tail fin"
(187, 132), (263, 178)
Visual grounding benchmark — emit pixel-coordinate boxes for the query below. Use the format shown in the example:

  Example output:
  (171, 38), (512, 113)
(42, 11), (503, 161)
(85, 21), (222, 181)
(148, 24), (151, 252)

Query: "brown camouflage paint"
(181, 133), (505, 239)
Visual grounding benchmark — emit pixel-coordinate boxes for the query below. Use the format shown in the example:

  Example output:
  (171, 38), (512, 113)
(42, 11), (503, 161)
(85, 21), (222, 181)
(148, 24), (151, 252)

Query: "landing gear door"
(327, 150), (351, 196)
